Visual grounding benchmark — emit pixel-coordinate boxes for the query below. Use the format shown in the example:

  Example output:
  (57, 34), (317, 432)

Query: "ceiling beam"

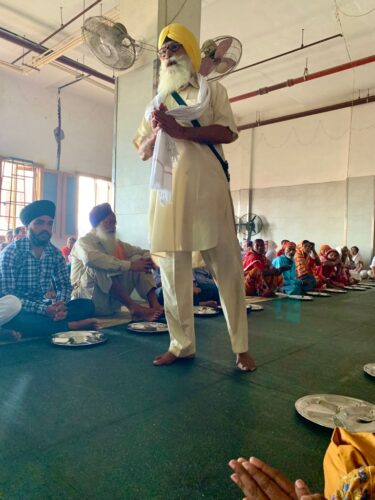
(0, 26), (115, 85)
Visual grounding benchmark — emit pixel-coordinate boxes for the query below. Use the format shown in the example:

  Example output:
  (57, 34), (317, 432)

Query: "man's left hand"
(153, 108), (186, 140)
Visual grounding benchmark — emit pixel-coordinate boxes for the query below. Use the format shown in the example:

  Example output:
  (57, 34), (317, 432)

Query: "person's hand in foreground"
(228, 456), (324, 499)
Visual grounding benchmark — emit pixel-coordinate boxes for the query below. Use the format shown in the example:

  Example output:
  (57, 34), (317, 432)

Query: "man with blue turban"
(134, 23), (256, 371)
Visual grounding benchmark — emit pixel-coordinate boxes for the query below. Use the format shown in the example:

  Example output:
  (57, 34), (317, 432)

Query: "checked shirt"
(0, 238), (72, 315)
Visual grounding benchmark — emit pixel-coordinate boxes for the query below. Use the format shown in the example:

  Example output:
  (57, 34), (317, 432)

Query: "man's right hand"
(46, 301), (68, 321)
(130, 258), (156, 274)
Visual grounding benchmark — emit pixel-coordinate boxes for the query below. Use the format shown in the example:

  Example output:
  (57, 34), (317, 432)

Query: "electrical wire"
(168, 0), (188, 24)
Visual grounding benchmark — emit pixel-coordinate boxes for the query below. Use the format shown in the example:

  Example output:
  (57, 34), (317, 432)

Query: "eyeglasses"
(157, 42), (182, 57)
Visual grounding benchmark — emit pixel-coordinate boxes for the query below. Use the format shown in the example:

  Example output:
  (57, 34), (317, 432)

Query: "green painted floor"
(0, 290), (373, 499)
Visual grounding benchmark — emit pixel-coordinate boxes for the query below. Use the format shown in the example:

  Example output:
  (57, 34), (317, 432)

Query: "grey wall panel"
(232, 177), (375, 263)
(347, 176), (375, 263)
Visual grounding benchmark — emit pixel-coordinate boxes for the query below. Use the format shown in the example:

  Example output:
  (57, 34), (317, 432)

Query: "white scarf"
(146, 74), (210, 205)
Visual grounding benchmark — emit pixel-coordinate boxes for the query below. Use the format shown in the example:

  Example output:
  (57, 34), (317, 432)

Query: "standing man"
(134, 23), (255, 371)
(0, 200), (97, 337)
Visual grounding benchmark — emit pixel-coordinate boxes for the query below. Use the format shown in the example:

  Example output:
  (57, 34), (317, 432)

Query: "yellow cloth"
(323, 427), (375, 499)
(158, 23), (201, 72)
(134, 80), (238, 254)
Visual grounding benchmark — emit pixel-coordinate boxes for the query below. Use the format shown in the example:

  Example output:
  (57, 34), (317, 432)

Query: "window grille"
(0, 158), (41, 237)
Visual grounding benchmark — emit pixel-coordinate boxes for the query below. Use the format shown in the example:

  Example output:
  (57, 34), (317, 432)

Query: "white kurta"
(134, 80), (238, 253)
(70, 232), (156, 316)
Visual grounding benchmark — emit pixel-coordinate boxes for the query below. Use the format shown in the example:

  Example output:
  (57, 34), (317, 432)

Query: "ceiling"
(1, 0), (375, 125)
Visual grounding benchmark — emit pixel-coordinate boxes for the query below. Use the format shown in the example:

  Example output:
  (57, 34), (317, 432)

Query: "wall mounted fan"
(200, 36), (242, 80)
(82, 16), (144, 70)
(236, 213), (263, 240)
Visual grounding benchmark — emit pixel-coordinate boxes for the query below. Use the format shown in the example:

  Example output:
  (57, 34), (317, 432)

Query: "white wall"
(0, 69), (114, 177)
(114, 0), (202, 249)
(226, 102), (375, 263)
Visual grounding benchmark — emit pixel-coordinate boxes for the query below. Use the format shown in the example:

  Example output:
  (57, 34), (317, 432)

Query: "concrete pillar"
(113, 0), (201, 248)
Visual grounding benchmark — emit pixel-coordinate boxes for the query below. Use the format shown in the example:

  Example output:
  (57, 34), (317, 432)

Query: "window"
(0, 158), (41, 237)
(77, 176), (113, 236)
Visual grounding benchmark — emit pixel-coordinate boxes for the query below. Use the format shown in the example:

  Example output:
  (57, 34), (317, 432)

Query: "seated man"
(0, 200), (96, 337)
(13, 226), (26, 241)
(243, 239), (285, 297)
(272, 241), (315, 295)
(360, 254), (375, 279)
(154, 266), (219, 307)
(349, 245), (367, 280)
(370, 255), (375, 278)
(0, 229), (14, 251)
(71, 203), (163, 320)
(193, 267), (220, 306)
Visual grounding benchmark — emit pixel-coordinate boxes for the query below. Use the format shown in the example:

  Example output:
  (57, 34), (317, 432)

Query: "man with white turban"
(134, 23), (255, 371)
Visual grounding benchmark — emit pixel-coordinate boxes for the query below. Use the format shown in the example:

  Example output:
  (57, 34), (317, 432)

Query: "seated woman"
(229, 427), (375, 500)
(316, 246), (347, 288)
(272, 241), (315, 295)
(265, 240), (277, 263)
(276, 239), (290, 257)
(243, 239), (285, 297)
(337, 246), (357, 284)
(294, 240), (319, 289)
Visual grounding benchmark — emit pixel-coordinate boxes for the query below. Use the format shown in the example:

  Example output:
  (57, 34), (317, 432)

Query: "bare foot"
(153, 351), (195, 366)
(0, 328), (22, 341)
(68, 318), (99, 330)
(236, 352), (256, 372)
(130, 305), (162, 322)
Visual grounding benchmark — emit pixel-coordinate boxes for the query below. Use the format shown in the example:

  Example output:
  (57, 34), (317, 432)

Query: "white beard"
(157, 55), (193, 98)
(95, 227), (116, 255)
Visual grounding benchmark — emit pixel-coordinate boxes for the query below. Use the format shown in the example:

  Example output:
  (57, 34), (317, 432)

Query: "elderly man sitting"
(0, 200), (96, 338)
(71, 203), (163, 320)
(272, 241), (315, 295)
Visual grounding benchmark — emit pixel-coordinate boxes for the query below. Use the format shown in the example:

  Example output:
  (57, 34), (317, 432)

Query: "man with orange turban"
(134, 23), (256, 371)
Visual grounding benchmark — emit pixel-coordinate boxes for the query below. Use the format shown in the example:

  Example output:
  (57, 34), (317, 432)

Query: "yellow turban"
(158, 23), (201, 72)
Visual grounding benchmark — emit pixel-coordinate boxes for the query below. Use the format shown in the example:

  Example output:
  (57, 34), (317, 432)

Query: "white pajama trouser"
(159, 213), (249, 357)
(0, 295), (22, 327)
